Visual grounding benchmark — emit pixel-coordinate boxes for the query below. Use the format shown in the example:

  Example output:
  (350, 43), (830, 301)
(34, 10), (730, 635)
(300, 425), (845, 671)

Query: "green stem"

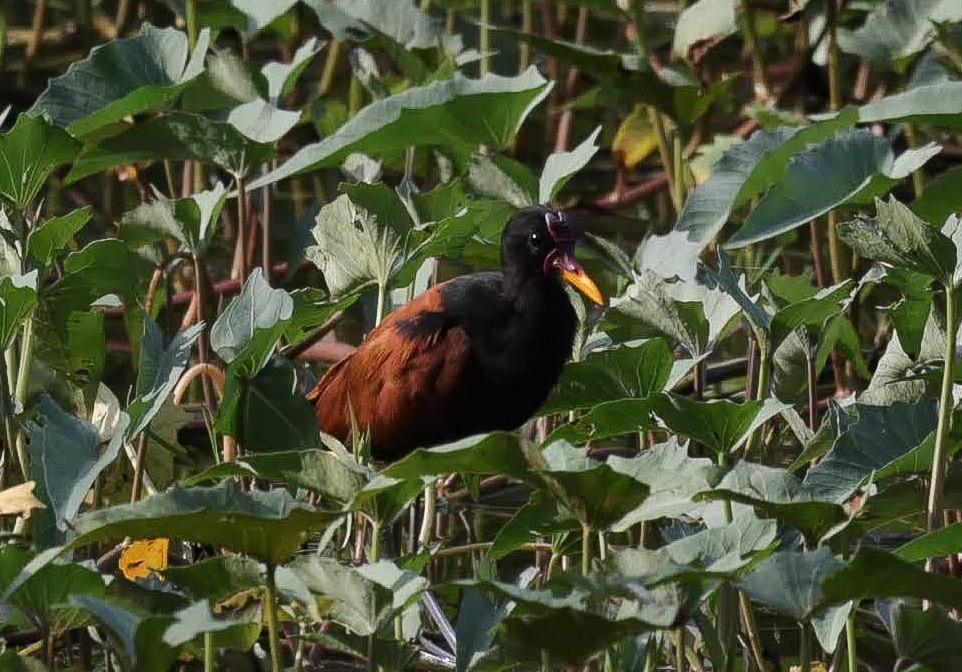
(204, 631), (215, 672)
(740, 0), (772, 100)
(672, 132), (686, 207)
(519, 1), (533, 72)
(0, 352), (21, 480)
(13, 315), (34, 479)
(418, 483), (436, 550)
(581, 522), (592, 575)
(264, 564), (283, 672)
(479, 0), (490, 76)
(743, 334), (771, 460)
(905, 123), (925, 198)
(800, 621), (812, 672)
(236, 174), (249, 279)
(738, 592), (766, 671)
(185, 0), (199, 50)
(374, 281), (388, 328)
(927, 284), (957, 532)
(846, 611), (858, 672)
(675, 628), (687, 672)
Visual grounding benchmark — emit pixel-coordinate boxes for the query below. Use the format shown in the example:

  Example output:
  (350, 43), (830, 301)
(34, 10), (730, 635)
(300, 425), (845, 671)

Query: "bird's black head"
(501, 206), (605, 305)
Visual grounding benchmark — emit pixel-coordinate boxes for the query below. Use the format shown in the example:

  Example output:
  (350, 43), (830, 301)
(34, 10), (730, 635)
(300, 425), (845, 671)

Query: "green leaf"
(611, 270), (741, 356)
(248, 68), (552, 189)
(913, 165), (962, 227)
(8, 558), (106, 635)
(306, 0), (442, 50)
(127, 319), (204, 439)
(69, 594), (179, 672)
(546, 396), (663, 445)
(838, 196), (955, 284)
(609, 438), (722, 528)
(27, 394), (131, 532)
(185, 449), (366, 509)
(489, 490), (577, 559)
(163, 554), (263, 603)
(0, 272), (38, 351)
(541, 339), (674, 416)
(727, 130), (941, 249)
(262, 38), (324, 102)
(662, 513), (778, 573)
(859, 81), (962, 129)
(654, 394), (790, 454)
(66, 112), (275, 182)
(672, 0), (738, 58)
(289, 556), (428, 636)
(487, 25), (728, 126)
(538, 126), (601, 204)
(647, 110), (858, 269)
(218, 98), (301, 144)
(67, 480), (338, 564)
(803, 400), (937, 502)
(738, 547), (844, 620)
(534, 441), (650, 531)
(306, 193), (401, 296)
(0, 113), (81, 210)
(895, 521), (962, 562)
(120, 183), (228, 255)
(466, 153), (538, 208)
(838, 0), (962, 64)
(211, 268), (293, 376)
(350, 475), (430, 528)
(699, 461), (849, 543)
(877, 599), (962, 672)
(26, 207), (92, 267)
(30, 23), (210, 136)
(821, 547), (962, 613)
(216, 356), (318, 452)
(769, 280), (855, 349)
(383, 432), (531, 481)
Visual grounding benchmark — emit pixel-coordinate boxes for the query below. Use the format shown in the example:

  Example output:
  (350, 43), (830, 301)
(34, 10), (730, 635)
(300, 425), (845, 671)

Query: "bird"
(307, 205), (605, 462)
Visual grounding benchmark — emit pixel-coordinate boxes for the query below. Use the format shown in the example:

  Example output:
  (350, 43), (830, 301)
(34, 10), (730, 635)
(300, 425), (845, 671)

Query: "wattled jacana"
(308, 206), (605, 461)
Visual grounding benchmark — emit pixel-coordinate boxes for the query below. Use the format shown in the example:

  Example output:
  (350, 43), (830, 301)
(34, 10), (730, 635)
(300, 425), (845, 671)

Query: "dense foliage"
(2, 0), (962, 670)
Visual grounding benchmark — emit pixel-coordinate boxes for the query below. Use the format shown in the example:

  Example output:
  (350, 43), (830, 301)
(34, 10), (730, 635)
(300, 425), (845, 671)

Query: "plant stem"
(904, 123), (925, 198)
(743, 334), (771, 460)
(191, 253), (217, 417)
(13, 315), (34, 478)
(418, 483), (436, 550)
(740, 0), (772, 101)
(824, 0), (847, 287)
(129, 433), (149, 503)
(236, 174), (249, 280)
(185, 0), (198, 50)
(262, 163), (274, 282)
(519, 1), (533, 72)
(581, 522), (592, 575)
(800, 621), (812, 672)
(806, 350), (818, 431)
(319, 39), (341, 96)
(738, 592), (766, 671)
(264, 563), (283, 672)
(675, 628), (687, 672)
(846, 611), (858, 672)
(205, 631), (215, 672)
(374, 281), (388, 328)
(927, 284), (957, 532)
(0, 352), (22, 481)
(479, 0), (490, 76)
(647, 108), (681, 215)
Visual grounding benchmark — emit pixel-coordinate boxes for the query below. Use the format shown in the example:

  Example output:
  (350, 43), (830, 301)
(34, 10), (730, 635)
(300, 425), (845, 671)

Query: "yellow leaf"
(0, 481), (45, 518)
(119, 538), (169, 581)
(611, 105), (660, 170)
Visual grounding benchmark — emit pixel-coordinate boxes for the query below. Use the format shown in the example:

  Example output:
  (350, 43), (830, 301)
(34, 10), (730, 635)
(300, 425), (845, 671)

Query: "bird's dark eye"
(528, 231), (541, 246)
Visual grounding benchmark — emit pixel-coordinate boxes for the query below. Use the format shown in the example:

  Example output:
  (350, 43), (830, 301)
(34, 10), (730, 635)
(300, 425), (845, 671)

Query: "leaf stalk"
(927, 284), (957, 532)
